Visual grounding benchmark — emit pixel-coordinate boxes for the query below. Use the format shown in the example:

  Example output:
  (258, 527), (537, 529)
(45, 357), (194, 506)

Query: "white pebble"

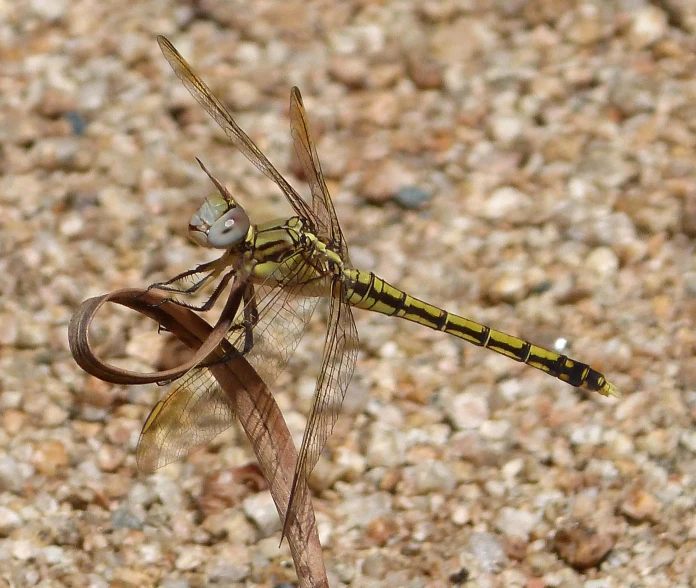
(30, 0), (68, 20)
(0, 506), (22, 536)
(481, 186), (531, 220)
(242, 492), (280, 538)
(467, 532), (507, 573)
(628, 6), (668, 49)
(175, 545), (205, 571)
(445, 391), (490, 430)
(495, 507), (539, 540)
(584, 246), (619, 277)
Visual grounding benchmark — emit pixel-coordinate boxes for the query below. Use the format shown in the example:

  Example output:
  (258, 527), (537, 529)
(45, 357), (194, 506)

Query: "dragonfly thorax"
(188, 191), (251, 249)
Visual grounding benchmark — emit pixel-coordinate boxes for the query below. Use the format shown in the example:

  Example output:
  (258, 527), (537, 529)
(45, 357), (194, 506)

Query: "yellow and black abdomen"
(343, 269), (617, 397)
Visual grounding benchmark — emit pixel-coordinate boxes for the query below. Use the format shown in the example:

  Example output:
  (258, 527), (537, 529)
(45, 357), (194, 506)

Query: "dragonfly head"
(189, 192), (251, 249)
(188, 158), (251, 249)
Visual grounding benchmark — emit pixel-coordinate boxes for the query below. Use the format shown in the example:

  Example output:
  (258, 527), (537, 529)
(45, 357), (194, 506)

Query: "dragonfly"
(140, 35), (619, 537)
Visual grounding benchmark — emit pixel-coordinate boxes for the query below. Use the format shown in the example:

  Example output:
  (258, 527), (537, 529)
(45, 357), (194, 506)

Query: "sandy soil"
(1, 1), (696, 586)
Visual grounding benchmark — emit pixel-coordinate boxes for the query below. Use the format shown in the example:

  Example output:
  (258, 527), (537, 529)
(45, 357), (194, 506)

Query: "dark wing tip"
(291, 86), (303, 105)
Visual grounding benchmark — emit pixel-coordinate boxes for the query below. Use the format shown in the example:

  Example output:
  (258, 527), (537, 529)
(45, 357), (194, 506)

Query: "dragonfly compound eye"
(207, 206), (251, 248)
(188, 193), (251, 249)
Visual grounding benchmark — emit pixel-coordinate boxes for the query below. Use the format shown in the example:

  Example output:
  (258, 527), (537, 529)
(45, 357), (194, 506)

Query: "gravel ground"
(2, 1), (696, 586)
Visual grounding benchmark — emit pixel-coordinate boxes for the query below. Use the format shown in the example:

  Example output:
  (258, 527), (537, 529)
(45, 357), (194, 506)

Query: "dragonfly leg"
(196, 270), (237, 312)
(150, 269), (236, 312)
(148, 259), (220, 295)
(241, 283), (258, 354)
(200, 282), (260, 368)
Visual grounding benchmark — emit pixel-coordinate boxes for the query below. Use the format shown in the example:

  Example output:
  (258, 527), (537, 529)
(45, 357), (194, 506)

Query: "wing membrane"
(289, 88), (350, 263)
(282, 281), (359, 538)
(157, 36), (317, 229)
(137, 367), (234, 471)
(224, 261), (327, 388)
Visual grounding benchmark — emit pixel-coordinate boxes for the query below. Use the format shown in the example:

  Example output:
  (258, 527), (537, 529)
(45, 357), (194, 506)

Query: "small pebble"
(41, 545), (68, 565)
(207, 559), (250, 582)
(160, 581), (189, 588)
(637, 429), (679, 458)
(565, 6), (609, 45)
(365, 425), (408, 468)
(360, 160), (417, 204)
(227, 79), (260, 111)
(0, 312), (19, 345)
(42, 403), (69, 427)
(174, 545), (206, 571)
(394, 186), (431, 209)
(0, 457), (26, 493)
(468, 532), (507, 573)
(198, 465), (267, 517)
(97, 445), (126, 472)
(584, 247), (620, 277)
(495, 507), (539, 541)
(480, 186), (531, 221)
(65, 111), (87, 136)
(406, 52), (443, 90)
(30, 0), (68, 19)
(2, 410), (26, 436)
(553, 522), (615, 570)
(38, 88), (77, 117)
(242, 492), (281, 538)
(337, 493), (392, 529)
(677, 355), (696, 390)
(31, 441), (69, 476)
(400, 461), (456, 495)
(443, 391), (490, 431)
(627, 6), (668, 49)
(328, 55), (368, 89)
(485, 273), (526, 304)
(202, 510), (256, 545)
(365, 516), (400, 547)
(0, 506), (22, 537)
(111, 508), (143, 530)
(619, 488), (661, 523)
(489, 115), (523, 144)
(12, 539), (37, 561)
(33, 137), (91, 172)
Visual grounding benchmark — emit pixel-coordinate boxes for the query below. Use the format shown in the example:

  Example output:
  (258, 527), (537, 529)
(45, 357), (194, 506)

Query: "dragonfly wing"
(223, 257), (327, 388)
(282, 280), (359, 538)
(137, 367), (235, 472)
(232, 283), (318, 388)
(157, 36), (318, 229)
(289, 87), (351, 264)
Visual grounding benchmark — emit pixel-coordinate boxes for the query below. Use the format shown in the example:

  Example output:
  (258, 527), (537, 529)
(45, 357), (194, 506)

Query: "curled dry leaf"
(68, 287), (328, 588)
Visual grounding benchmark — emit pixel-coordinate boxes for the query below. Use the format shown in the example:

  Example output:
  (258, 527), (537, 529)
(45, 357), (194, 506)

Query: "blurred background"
(1, 0), (695, 586)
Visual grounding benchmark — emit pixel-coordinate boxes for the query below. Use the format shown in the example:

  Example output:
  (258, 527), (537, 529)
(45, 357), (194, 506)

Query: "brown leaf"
(68, 287), (328, 588)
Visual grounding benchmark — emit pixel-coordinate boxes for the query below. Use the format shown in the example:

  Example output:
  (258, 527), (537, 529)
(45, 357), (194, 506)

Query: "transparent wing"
(137, 367), (234, 472)
(157, 36), (318, 229)
(289, 87), (351, 264)
(225, 262), (327, 388)
(282, 281), (359, 538)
